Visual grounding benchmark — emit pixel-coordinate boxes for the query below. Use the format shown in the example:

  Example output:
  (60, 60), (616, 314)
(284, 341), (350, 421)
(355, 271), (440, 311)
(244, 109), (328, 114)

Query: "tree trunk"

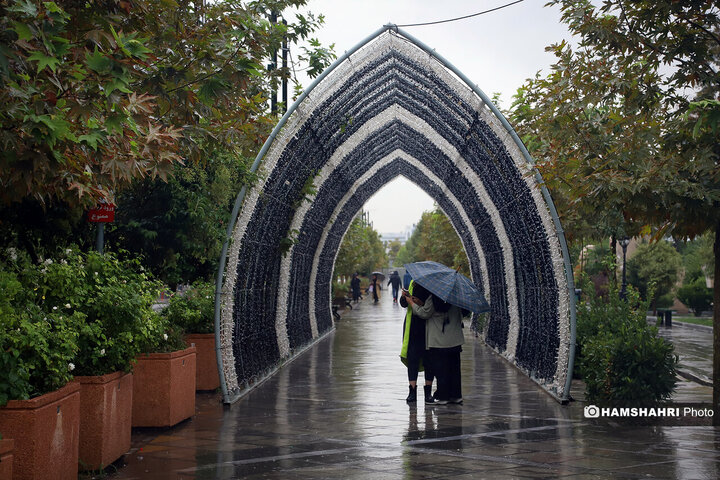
(713, 224), (720, 426)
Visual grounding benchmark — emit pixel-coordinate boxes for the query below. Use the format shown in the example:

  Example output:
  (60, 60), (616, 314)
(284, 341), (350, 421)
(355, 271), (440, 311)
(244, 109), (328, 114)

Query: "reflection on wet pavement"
(652, 320), (713, 386)
(113, 296), (720, 479)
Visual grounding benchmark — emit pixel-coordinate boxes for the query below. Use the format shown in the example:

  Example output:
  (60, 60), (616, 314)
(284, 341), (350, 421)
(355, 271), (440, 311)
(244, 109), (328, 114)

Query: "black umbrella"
(404, 261), (489, 313)
(370, 271), (386, 282)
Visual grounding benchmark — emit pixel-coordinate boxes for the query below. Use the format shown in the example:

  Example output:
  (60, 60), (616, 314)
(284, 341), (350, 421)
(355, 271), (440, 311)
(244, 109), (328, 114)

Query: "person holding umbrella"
(403, 261), (490, 405)
(399, 280), (434, 404)
(405, 293), (466, 404)
(370, 274), (379, 304)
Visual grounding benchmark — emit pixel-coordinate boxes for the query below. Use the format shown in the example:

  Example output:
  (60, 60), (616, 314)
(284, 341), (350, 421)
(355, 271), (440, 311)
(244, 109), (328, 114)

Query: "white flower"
(65, 303), (71, 308)
(7, 247), (17, 261)
(68, 363), (75, 371)
(53, 306), (58, 310)
(65, 248), (72, 255)
(163, 333), (169, 341)
(44, 258), (53, 265)
(205, 296), (210, 299)
(94, 272), (99, 276)
(99, 349), (105, 356)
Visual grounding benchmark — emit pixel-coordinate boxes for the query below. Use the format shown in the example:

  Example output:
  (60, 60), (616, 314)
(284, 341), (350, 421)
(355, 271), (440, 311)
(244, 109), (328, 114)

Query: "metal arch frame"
(214, 24), (577, 404)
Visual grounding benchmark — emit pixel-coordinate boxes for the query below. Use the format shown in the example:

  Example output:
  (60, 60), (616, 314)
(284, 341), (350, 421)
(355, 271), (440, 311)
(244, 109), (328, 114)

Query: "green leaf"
(27, 51), (60, 73)
(49, 37), (70, 57)
(8, 0), (37, 17)
(105, 113), (126, 135)
(12, 21), (33, 41)
(198, 78), (228, 106)
(85, 48), (112, 74)
(43, 2), (63, 13)
(124, 38), (151, 59)
(104, 77), (132, 97)
(78, 132), (104, 150)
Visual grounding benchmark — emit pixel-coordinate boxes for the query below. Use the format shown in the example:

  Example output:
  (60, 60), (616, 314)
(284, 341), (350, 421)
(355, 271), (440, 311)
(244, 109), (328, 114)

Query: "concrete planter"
(75, 371), (133, 471)
(132, 347), (196, 427)
(185, 334), (220, 391)
(0, 382), (80, 480)
(0, 438), (14, 480)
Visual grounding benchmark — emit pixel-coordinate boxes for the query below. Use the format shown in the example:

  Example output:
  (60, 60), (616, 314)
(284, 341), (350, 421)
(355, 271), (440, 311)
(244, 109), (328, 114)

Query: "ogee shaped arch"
(215, 26), (576, 404)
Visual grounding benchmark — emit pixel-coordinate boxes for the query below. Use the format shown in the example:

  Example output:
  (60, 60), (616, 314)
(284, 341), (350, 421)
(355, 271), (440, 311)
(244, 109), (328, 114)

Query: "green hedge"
(576, 277), (677, 406)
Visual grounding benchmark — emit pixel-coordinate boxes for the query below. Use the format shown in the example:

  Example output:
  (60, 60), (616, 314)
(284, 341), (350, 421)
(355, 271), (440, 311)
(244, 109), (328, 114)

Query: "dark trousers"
(428, 346), (462, 400)
(391, 286), (399, 300)
(407, 350), (434, 383)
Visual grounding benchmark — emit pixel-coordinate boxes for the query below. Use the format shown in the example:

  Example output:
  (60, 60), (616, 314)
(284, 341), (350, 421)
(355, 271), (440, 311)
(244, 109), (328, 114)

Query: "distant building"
(380, 223), (416, 245)
(380, 232), (408, 244)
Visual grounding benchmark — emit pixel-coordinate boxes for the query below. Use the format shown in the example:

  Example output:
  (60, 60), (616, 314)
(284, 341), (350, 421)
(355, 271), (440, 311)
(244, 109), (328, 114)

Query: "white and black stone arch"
(215, 27), (577, 404)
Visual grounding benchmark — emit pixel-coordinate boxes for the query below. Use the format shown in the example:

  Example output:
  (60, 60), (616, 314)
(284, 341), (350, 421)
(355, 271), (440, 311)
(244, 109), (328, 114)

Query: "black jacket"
(388, 272), (402, 289)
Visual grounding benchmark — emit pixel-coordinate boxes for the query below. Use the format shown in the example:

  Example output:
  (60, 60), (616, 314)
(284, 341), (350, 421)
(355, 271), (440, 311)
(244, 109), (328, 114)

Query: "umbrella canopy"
(370, 271), (386, 281)
(404, 261), (490, 313)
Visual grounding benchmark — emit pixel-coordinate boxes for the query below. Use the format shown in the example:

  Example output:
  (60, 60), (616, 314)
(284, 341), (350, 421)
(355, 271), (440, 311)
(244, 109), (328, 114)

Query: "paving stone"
(111, 297), (720, 479)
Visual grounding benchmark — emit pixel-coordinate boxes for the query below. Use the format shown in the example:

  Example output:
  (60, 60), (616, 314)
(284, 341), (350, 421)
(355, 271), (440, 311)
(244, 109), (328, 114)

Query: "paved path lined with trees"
(114, 295), (718, 479)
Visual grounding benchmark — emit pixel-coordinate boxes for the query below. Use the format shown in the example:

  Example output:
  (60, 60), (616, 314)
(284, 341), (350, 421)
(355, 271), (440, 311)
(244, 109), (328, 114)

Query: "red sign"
(88, 203), (115, 223)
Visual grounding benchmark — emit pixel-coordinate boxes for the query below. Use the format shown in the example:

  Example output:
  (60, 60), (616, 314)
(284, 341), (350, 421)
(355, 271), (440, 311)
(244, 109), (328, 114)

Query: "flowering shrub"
(135, 313), (187, 354)
(0, 265), (83, 406)
(34, 248), (164, 376)
(161, 281), (215, 334)
(0, 247), (171, 406)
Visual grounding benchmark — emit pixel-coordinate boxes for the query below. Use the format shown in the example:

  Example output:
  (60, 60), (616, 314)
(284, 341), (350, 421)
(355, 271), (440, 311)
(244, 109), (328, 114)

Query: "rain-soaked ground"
(111, 294), (719, 479)
(652, 319), (713, 387)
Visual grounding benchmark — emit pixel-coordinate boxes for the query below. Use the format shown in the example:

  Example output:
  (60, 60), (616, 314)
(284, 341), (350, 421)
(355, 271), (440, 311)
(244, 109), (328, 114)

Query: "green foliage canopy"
(334, 216), (387, 277)
(396, 208), (469, 275)
(0, 0), (334, 208)
(627, 241), (682, 307)
(109, 147), (253, 285)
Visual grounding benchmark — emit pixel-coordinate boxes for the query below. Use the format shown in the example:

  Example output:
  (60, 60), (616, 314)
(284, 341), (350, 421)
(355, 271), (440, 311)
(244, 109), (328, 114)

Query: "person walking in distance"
(350, 273), (361, 303)
(387, 270), (402, 303)
(370, 274), (379, 304)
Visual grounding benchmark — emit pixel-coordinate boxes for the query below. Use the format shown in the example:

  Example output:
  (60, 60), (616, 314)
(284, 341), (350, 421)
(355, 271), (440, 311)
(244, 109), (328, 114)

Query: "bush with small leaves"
(576, 278), (677, 406)
(161, 281), (215, 334)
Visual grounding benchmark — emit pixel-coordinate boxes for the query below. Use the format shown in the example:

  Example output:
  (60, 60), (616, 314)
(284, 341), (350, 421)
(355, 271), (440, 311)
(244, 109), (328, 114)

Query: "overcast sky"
(292, 0), (572, 236)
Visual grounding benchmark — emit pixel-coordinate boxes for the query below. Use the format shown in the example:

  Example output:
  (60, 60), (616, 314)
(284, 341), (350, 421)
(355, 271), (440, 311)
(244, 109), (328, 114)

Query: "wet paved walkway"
(652, 320), (713, 386)
(113, 295), (720, 479)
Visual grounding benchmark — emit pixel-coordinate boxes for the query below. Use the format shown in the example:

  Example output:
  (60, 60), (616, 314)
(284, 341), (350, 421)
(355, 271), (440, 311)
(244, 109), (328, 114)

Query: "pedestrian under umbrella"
(403, 261), (489, 405)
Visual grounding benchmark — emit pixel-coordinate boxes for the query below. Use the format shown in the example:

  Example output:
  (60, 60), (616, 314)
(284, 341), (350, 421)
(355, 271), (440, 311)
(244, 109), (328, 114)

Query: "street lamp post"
(620, 237), (630, 300)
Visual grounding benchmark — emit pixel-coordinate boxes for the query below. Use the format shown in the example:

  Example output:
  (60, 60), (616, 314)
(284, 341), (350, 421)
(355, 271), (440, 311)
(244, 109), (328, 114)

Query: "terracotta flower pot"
(75, 371), (133, 471)
(185, 333), (220, 391)
(0, 382), (80, 480)
(0, 438), (14, 480)
(132, 347), (196, 427)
